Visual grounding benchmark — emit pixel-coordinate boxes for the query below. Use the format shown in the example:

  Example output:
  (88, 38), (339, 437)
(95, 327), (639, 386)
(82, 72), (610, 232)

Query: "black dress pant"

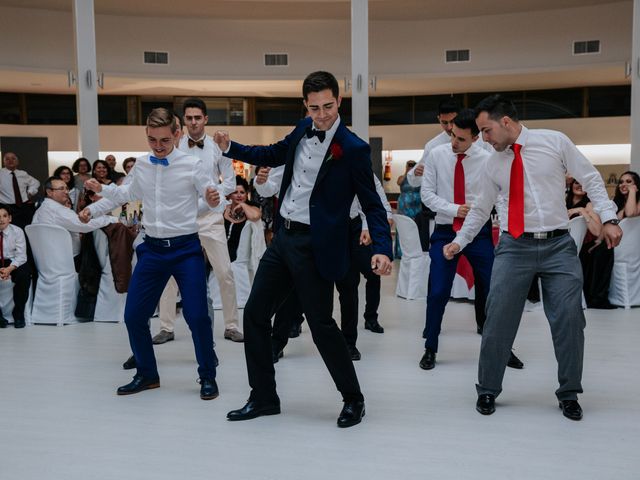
(0, 260), (31, 322)
(271, 291), (304, 352)
(335, 217), (380, 347)
(243, 228), (363, 404)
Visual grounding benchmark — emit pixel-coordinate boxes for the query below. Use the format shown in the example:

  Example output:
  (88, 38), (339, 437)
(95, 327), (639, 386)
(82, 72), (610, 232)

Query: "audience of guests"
(223, 176), (262, 262)
(614, 171), (640, 220)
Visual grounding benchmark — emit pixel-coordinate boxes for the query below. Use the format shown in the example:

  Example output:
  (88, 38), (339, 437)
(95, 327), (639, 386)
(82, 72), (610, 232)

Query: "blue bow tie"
(149, 155), (169, 167)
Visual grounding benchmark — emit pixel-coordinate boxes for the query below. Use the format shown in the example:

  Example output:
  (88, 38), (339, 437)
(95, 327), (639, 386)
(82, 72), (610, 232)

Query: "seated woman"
(72, 157), (92, 191)
(223, 176), (262, 262)
(92, 159), (113, 187)
(54, 165), (80, 211)
(566, 179), (613, 309)
(614, 171), (640, 219)
(0, 206), (31, 328)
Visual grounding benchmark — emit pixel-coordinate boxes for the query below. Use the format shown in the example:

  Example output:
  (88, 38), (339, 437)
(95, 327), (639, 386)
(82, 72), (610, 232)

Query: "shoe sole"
(507, 362), (524, 369)
(201, 392), (219, 401)
(152, 336), (174, 345)
(419, 363), (435, 370)
(117, 382), (160, 395)
(559, 403), (583, 421)
(476, 406), (495, 415)
(364, 325), (384, 334)
(227, 407), (281, 421)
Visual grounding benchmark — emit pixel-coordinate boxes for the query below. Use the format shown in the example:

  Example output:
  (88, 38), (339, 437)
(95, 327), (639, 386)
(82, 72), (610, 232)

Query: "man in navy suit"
(214, 71), (392, 428)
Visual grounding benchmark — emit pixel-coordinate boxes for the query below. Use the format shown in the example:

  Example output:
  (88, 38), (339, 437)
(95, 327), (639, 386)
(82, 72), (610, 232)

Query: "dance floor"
(1, 265), (638, 480)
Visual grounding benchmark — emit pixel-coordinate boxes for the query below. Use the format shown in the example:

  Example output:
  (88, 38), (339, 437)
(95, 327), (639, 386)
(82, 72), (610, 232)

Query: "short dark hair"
(438, 98), (460, 115)
(44, 176), (62, 192)
(235, 175), (250, 192)
(182, 97), (207, 116)
(0, 204), (11, 216)
(92, 159), (112, 176)
(122, 157), (136, 171)
(302, 71), (339, 101)
(72, 157), (91, 173)
(171, 110), (184, 129)
(475, 94), (519, 122)
(53, 165), (74, 190)
(453, 108), (479, 136)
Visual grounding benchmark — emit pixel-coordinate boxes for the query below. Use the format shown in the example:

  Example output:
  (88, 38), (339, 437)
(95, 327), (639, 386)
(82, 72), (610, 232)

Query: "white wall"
(0, 2), (632, 87)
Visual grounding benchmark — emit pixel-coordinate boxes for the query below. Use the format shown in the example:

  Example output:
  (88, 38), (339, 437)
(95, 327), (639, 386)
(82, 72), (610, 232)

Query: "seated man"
(0, 205), (30, 328)
(32, 176), (117, 264)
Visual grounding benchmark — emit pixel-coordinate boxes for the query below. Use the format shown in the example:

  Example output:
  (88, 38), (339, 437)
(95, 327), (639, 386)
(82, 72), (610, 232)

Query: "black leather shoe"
(419, 348), (436, 370)
(364, 320), (384, 334)
(0, 317), (7, 328)
(199, 378), (219, 400)
(337, 400), (365, 428)
(289, 324), (302, 338)
(507, 351), (524, 369)
(122, 355), (137, 370)
(117, 374), (160, 395)
(476, 325), (483, 335)
(476, 394), (496, 415)
(227, 401), (281, 421)
(559, 400), (583, 421)
(14, 319), (25, 328)
(348, 345), (361, 361)
(272, 348), (284, 364)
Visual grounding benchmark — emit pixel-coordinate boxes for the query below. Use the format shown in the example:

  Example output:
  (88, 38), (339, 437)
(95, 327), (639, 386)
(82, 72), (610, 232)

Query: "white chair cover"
(0, 277), (33, 325)
(609, 216), (640, 308)
(568, 216), (588, 249)
(93, 229), (127, 322)
(450, 275), (475, 300)
(26, 224), (80, 325)
(209, 220), (265, 309)
(393, 214), (429, 300)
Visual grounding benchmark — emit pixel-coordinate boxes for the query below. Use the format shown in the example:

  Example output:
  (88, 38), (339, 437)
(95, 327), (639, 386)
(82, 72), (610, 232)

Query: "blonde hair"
(146, 108), (177, 132)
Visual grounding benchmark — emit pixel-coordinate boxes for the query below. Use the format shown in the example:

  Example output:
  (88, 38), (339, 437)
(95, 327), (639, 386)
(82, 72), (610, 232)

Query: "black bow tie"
(306, 127), (326, 143)
(188, 138), (205, 149)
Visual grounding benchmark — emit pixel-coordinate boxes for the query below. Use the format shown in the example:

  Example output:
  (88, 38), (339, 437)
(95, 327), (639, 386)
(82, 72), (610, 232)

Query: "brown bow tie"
(188, 138), (205, 149)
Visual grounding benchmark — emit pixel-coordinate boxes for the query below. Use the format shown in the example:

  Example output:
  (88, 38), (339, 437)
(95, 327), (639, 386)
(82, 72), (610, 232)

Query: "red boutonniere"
(327, 143), (343, 162)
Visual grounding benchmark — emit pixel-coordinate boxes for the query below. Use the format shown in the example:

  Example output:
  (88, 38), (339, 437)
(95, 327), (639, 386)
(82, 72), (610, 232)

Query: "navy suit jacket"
(225, 117), (392, 280)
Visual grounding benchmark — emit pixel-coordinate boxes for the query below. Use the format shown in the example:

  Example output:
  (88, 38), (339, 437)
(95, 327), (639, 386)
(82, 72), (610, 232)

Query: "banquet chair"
(0, 277), (33, 325)
(608, 216), (640, 309)
(393, 214), (429, 300)
(93, 229), (127, 322)
(25, 224), (80, 326)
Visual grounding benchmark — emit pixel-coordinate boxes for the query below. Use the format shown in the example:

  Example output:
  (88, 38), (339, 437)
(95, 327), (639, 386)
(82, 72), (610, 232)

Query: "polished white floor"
(1, 265), (639, 480)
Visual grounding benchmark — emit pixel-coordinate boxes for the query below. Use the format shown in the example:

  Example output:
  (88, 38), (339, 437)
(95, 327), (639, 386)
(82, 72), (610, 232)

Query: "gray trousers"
(476, 233), (585, 401)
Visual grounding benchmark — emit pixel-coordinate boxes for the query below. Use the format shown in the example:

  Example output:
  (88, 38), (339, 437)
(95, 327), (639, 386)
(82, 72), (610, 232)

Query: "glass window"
(141, 98), (174, 124)
(0, 93), (21, 124)
(255, 98), (306, 125)
(414, 94), (465, 124)
(25, 94), (76, 124)
(98, 95), (128, 125)
(588, 85), (631, 117)
(370, 96), (413, 125)
(521, 88), (583, 119)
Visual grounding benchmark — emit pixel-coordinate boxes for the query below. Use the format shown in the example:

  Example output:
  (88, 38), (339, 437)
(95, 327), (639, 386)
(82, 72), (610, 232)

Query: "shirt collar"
(188, 134), (207, 143)
(513, 125), (529, 148)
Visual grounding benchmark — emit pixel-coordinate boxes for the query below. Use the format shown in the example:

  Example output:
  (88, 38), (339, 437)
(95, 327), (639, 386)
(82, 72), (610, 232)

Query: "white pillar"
(351, 0), (369, 142)
(631, 0), (640, 172)
(72, 0), (100, 160)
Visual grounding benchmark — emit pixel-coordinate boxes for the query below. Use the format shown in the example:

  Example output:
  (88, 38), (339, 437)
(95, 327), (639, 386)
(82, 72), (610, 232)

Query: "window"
(445, 49), (470, 63)
(369, 96), (413, 125)
(573, 40), (600, 55)
(25, 94), (76, 124)
(255, 98), (305, 125)
(144, 51), (169, 65)
(588, 85), (631, 117)
(98, 96), (128, 125)
(0, 93), (21, 124)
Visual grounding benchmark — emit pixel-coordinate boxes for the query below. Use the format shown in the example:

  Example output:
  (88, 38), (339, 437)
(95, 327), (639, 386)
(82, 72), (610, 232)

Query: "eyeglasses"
(48, 187), (69, 192)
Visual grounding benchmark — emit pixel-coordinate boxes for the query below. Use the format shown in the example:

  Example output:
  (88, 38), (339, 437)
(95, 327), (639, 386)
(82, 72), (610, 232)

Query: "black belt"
(504, 229), (569, 240)
(282, 218), (310, 232)
(144, 233), (198, 248)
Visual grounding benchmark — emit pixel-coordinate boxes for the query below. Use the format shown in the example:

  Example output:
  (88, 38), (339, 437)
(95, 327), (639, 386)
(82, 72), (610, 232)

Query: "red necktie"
(508, 143), (525, 238)
(452, 153), (466, 232)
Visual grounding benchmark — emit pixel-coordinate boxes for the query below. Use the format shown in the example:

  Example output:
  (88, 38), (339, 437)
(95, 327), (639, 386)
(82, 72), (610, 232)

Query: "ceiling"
(0, 0), (626, 21)
(0, 0), (630, 97)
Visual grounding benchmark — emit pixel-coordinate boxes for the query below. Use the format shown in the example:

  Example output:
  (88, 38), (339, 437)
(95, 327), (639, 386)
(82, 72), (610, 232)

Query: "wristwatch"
(603, 219), (620, 226)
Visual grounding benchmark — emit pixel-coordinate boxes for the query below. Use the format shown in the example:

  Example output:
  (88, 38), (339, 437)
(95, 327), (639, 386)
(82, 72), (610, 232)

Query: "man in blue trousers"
(214, 71), (392, 428)
(83, 108), (223, 400)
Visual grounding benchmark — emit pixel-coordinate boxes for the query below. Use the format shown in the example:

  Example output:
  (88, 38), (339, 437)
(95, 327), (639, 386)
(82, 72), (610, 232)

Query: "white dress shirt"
(0, 224), (27, 268)
(280, 116), (341, 224)
(420, 142), (490, 225)
(95, 148), (219, 239)
(0, 168), (40, 204)
(33, 198), (117, 256)
(179, 134), (236, 196)
(352, 175), (393, 230)
(453, 126), (618, 250)
(253, 165), (284, 199)
(407, 132), (493, 187)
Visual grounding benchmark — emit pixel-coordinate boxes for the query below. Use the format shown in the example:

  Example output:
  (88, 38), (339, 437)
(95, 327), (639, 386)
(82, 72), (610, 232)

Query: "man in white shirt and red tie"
(0, 206), (30, 328)
(444, 95), (622, 421)
(0, 152), (40, 230)
(419, 108), (522, 371)
(83, 108), (223, 400)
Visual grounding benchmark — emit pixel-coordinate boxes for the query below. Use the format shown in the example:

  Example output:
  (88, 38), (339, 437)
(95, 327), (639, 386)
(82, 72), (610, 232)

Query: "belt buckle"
(162, 238), (171, 247)
(284, 218), (291, 229)
(533, 232), (547, 240)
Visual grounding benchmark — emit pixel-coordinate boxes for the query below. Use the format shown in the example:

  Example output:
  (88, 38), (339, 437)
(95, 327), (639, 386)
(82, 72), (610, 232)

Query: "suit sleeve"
(225, 126), (297, 168)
